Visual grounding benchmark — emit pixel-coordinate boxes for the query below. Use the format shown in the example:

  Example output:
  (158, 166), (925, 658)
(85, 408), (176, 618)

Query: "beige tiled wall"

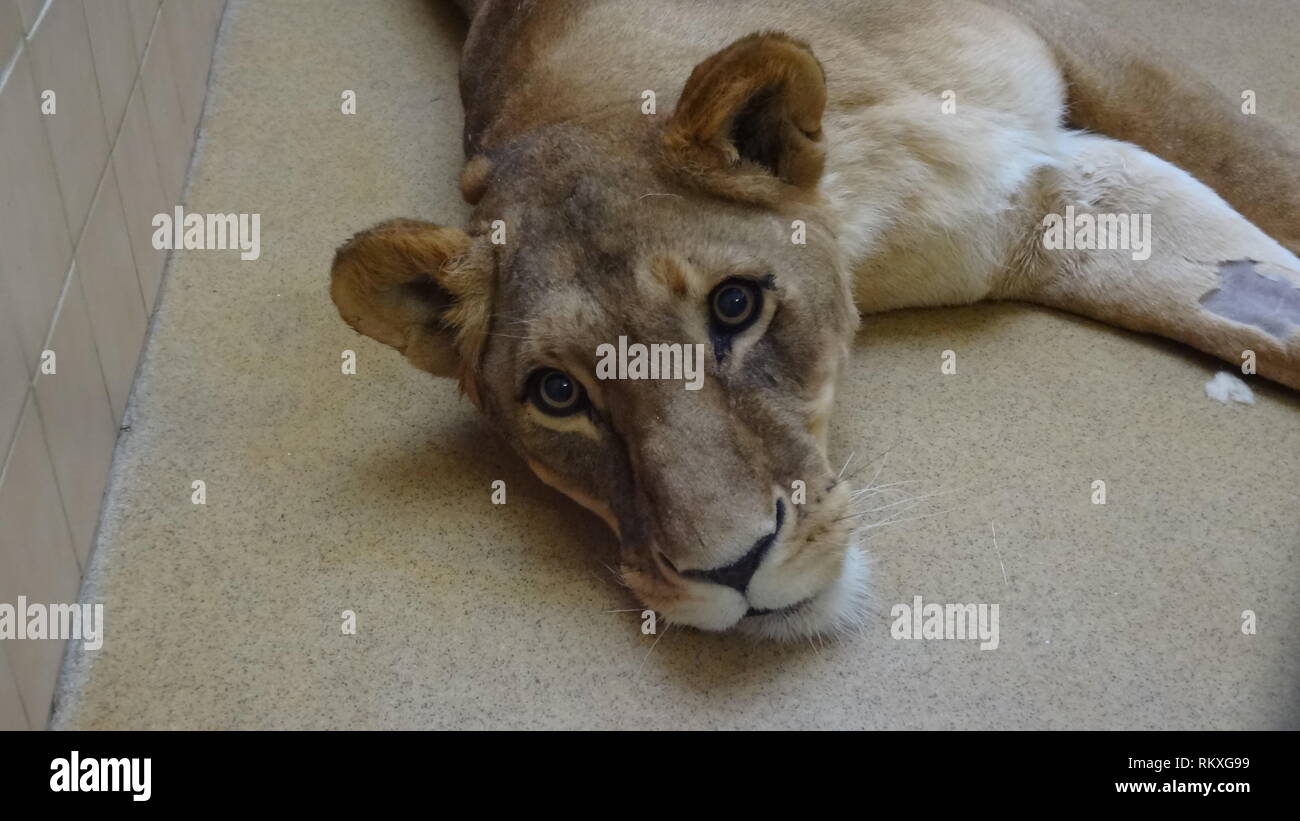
(0, 0), (225, 729)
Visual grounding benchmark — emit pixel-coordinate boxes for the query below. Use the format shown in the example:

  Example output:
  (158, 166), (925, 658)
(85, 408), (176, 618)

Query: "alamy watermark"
(50, 751), (150, 801)
(596, 336), (705, 390)
(0, 597), (104, 650)
(152, 206), (261, 260)
(890, 595), (999, 650)
(1042, 205), (1152, 261)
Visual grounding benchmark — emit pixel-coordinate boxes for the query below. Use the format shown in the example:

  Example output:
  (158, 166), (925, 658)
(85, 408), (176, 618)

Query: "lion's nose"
(683, 500), (785, 593)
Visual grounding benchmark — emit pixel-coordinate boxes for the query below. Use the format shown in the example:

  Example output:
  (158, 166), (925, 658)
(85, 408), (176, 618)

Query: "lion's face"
(330, 33), (868, 639)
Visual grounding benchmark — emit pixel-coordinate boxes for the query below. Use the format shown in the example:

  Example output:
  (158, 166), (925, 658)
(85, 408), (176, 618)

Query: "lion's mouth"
(744, 598), (812, 619)
(732, 540), (872, 641)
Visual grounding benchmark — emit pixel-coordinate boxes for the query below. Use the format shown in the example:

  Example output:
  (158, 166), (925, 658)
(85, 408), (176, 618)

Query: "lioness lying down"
(330, 0), (1300, 640)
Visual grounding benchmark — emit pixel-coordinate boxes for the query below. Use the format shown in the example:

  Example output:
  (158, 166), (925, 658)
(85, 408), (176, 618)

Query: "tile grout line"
(129, 2), (184, 323)
(26, 0), (52, 37)
(0, 38), (20, 90)
(1, 642), (33, 730)
(138, 2), (181, 214)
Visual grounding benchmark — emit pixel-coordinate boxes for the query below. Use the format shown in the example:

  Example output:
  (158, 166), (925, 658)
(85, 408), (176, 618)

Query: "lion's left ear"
(329, 218), (493, 403)
(663, 31), (827, 203)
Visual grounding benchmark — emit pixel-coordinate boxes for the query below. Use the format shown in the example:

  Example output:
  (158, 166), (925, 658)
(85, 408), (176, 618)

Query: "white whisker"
(837, 451), (856, 481)
(637, 622), (672, 675)
(990, 521), (1009, 588)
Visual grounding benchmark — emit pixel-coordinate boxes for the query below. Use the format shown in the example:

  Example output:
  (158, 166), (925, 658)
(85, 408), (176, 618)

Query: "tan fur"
(330, 0), (1300, 638)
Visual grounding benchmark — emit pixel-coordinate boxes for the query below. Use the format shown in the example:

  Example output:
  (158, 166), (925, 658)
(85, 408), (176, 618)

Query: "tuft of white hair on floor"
(1204, 371), (1255, 405)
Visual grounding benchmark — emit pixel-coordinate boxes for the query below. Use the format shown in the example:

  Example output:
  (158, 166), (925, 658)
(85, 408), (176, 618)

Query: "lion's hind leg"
(990, 0), (1300, 255)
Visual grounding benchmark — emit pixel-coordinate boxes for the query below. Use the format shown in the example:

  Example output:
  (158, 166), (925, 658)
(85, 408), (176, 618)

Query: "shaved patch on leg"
(1199, 259), (1300, 339)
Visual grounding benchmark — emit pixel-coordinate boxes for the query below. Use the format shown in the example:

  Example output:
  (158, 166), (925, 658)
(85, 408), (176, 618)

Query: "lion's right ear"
(329, 219), (492, 397)
(663, 31), (827, 204)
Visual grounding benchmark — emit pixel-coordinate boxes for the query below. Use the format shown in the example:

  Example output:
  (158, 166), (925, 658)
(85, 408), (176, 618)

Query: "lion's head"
(330, 33), (868, 639)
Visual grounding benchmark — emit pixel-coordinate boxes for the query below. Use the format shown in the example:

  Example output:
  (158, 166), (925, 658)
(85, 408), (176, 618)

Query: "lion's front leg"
(1001, 132), (1300, 390)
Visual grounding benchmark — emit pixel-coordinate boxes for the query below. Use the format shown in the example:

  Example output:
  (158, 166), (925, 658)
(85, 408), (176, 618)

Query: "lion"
(329, 0), (1300, 640)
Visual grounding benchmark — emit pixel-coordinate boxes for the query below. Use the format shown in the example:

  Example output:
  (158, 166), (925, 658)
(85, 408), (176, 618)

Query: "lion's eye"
(710, 280), (762, 331)
(530, 369), (585, 416)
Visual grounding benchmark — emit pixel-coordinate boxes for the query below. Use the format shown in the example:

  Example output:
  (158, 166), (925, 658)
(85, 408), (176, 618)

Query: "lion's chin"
(734, 535), (871, 642)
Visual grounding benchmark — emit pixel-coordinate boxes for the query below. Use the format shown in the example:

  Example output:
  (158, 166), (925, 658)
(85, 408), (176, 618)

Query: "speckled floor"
(53, 0), (1300, 729)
